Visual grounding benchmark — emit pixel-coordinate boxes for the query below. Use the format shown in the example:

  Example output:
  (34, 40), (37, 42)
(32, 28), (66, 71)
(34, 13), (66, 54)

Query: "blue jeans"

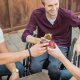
(0, 62), (25, 77)
(60, 69), (72, 80)
(30, 46), (72, 80)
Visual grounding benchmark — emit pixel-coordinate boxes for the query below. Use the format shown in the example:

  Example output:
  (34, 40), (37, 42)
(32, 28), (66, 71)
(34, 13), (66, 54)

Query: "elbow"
(21, 32), (27, 42)
(21, 35), (26, 42)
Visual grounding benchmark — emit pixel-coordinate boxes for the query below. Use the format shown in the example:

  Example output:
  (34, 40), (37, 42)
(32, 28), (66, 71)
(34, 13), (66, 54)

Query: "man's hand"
(73, 39), (80, 56)
(9, 72), (19, 80)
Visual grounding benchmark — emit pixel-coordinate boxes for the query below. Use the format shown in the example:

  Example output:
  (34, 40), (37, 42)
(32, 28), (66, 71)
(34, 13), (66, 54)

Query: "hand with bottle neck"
(40, 33), (56, 48)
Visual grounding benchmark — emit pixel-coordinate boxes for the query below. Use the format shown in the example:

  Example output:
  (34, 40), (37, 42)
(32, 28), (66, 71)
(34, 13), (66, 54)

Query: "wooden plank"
(1, 0), (80, 32)
(8, 0), (27, 27)
(0, 0), (10, 29)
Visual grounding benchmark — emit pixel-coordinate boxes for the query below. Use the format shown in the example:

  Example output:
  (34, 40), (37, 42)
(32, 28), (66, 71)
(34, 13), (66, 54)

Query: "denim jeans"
(30, 46), (72, 80)
(0, 62), (25, 77)
(60, 69), (72, 80)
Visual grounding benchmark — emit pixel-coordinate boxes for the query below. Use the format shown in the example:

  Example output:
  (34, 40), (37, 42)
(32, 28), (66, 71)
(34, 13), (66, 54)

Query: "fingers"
(40, 50), (46, 53)
(39, 42), (49, 47)
(73, 44), (80, 56)
(47, 45), (63, 54)
(40, 37), (50, 43)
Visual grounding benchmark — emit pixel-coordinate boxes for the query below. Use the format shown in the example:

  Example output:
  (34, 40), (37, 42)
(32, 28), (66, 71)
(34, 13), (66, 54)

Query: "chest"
(38, 19), (70, 36)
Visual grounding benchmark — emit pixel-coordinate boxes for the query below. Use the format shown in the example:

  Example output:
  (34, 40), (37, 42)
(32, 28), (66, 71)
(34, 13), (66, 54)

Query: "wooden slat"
(0, 0), (10, 29)
(0, 0), (80, 32)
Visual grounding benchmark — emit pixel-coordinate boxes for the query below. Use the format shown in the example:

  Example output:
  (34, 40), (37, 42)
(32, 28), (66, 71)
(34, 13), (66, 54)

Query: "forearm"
(26, 35), (40, 44)
(0, 42), (19, 73)
(59, 56), (80, 80)
(0, 50), (29, 64)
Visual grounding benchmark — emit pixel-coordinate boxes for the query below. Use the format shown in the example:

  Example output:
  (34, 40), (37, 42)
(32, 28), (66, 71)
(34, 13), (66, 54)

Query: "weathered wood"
(0, 0), (10, 29)
(0, 0), (80, 32)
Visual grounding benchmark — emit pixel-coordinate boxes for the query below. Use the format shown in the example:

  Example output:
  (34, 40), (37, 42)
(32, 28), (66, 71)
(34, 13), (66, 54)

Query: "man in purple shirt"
(22, 0), (80, 80)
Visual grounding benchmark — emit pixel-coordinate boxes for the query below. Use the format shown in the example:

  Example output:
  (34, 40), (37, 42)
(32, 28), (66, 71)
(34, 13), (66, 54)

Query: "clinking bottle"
(41, 33), (56, 48)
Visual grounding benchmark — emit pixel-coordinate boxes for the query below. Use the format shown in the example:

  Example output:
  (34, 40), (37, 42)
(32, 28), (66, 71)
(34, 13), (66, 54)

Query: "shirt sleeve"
(0, 28), (4, 43)
(22, 11), (37, 42)
(67, 10), (80, 28)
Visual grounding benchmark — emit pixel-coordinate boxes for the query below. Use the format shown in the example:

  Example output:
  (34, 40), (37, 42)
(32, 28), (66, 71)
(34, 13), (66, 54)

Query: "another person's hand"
(47, 44), (64, 60)
(9, 72), (19, 80)
(30, 42), (49, 57)
(70, 77), (77, 80)
(73, 39), (80, 56)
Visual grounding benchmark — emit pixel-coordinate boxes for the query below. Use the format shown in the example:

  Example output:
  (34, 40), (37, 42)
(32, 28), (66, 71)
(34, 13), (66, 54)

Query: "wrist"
(58, 55), (65, 61)
(35, 38), (40, 43)
(12, 68), (19, 74)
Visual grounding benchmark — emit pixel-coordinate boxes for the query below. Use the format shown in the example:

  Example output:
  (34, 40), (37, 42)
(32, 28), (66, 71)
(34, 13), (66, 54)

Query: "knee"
(48, 64), (60, 75)
(16, 62), (25, 77)
(0, 65), (10, 76)
(31, 62), (42, 73)
(48, 64), (60, 80)
(60, 70), (72, 80)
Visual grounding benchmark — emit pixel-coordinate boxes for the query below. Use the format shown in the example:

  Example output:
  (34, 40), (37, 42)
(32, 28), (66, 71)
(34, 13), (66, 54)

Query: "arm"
(0, 28), (19, 79)
(26, 35), (40, 44)
(0, 42), (48, 64)
(22, 11), (39, 43)
(0, 47), (29, 64)
(59, 54), (80, 80)
(66, 9), (80, 27)
(48, 45), (80, 80)
(0, 42), (18, 73)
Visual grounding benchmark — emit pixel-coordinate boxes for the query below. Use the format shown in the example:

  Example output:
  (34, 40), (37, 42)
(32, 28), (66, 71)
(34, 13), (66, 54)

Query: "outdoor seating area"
(1, 27), (79, 80)
(0, 0), (80, 80)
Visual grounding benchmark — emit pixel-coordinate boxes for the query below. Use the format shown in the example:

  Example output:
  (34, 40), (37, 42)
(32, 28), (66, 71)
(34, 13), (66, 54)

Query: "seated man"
(48, 42), (80, 80)
(22, 0), (80, 80)
(0, 27), (25, 80)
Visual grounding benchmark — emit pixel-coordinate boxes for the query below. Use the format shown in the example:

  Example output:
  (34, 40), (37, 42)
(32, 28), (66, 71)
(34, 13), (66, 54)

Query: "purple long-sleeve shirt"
(22, 8), (80, 47)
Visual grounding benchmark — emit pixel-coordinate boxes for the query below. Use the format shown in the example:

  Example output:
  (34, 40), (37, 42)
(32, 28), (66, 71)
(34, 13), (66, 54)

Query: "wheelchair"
(23, 27), (80, 76)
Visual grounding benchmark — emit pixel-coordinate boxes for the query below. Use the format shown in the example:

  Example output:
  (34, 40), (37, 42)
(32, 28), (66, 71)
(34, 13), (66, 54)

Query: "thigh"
(0, 62), (25, 77)
(16, 62), (25, 76)
(49, 46), (69, 69)
(48, 56), (61, 71)
(49, 46), (69, 61)
(60, 69), (72, 80)
(31, 52), (48, 65)
(30, 52), (48, 73)
(0, 65), (10, 76)
(58, 46), (69, 57)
